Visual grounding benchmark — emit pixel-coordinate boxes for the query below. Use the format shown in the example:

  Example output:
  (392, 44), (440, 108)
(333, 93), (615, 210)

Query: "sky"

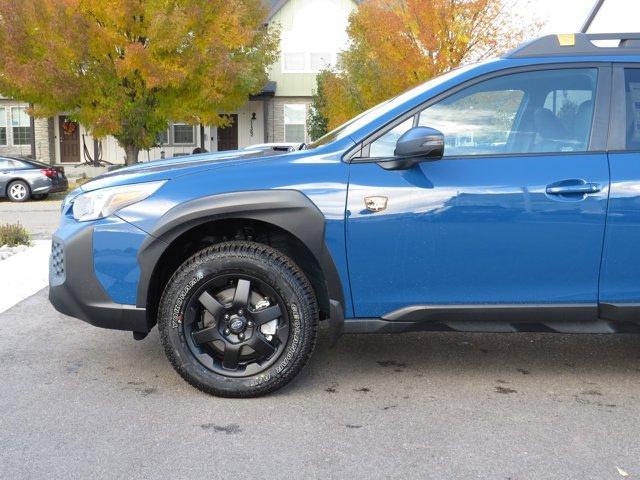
(519, 0), (640, 35)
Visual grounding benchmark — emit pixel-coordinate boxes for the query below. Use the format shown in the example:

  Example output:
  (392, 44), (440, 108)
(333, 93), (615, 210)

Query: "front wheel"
(158, 241), (319, 397)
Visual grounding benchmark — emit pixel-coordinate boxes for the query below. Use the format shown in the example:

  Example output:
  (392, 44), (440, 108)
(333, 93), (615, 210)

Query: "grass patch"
(0, 223), (31, 247)
(48, 177), (93, 200)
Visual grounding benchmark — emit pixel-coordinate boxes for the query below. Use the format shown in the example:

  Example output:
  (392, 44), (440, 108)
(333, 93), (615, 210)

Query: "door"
(598, 65), (640, 321)
(59, 116), (80, 163)
(0, 158), (14, 193)
(346, 66), (611, 319)
(217, 114), (238, 151)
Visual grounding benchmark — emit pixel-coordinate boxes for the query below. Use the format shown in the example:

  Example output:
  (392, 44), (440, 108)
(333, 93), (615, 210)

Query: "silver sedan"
(0, 156), (68, 202)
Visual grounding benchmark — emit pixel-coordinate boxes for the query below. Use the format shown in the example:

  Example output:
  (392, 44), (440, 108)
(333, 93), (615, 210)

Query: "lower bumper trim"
(49, 227), (150, 333)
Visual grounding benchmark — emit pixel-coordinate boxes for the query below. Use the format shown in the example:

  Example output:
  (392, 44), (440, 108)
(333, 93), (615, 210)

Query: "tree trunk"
(123, 145), (140, 165)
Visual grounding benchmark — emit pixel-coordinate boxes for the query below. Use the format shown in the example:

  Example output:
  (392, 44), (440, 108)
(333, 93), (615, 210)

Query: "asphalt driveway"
(0, 199), (62, 240)
(1, 288), (639, 479)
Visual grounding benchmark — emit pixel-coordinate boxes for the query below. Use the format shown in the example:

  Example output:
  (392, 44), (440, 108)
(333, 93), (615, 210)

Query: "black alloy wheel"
(158, 242), (318, 397)
(183, 274), (289, 377)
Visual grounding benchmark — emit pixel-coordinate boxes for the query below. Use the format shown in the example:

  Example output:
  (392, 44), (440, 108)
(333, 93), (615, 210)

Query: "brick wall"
(33, 117), (55, 164)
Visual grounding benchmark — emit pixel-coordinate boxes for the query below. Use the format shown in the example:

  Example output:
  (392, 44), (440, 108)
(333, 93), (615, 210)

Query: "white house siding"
(55, 115), (210, 164)
(211, 101), (266, 151)
(269, 0), (356, 97)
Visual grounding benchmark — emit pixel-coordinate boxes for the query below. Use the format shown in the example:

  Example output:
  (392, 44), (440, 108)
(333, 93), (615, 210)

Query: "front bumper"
(49, 225), (149, 333)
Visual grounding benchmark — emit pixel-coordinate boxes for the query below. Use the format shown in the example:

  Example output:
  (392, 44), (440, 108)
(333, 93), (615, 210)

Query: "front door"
(217, 115), (238, 151)
(346, 66), (611, 319)
(59, 116), (80, 163)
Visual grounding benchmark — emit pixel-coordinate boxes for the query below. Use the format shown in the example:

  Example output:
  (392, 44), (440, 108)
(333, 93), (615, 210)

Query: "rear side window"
(624, 69), (640, 150)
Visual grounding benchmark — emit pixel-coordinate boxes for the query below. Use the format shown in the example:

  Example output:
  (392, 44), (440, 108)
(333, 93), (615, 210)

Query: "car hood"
(80, 149), (283, 192)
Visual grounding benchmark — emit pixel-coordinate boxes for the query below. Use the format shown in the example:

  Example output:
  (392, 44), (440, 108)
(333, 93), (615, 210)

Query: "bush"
(0, 223), (31, 247)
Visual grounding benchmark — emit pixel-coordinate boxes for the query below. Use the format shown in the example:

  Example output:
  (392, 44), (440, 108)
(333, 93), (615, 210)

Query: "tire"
(158, 241), (319, 398)
(7, 180), (30, 202)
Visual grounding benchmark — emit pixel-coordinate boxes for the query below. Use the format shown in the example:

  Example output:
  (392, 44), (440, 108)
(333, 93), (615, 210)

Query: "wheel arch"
(5, 177), (30, 196)
(136, 190), (344, 330)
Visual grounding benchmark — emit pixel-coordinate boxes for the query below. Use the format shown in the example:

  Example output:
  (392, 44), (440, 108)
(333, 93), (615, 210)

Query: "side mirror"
(378, 126), (445, 170)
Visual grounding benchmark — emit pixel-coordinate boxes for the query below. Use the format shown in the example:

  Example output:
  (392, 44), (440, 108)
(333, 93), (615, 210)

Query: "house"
(0, 0), (359, 167)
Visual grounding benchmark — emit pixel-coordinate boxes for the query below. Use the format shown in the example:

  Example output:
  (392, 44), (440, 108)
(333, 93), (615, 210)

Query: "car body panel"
(93, 218), (148, 305)
(600, 152), (640, 303)
(346, 153), (610, 317)
(115, 143), (354, 316)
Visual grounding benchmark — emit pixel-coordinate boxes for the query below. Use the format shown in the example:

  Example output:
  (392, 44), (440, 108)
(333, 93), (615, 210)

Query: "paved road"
(1, 289), (639, 479)
(0, 199), (62, 239)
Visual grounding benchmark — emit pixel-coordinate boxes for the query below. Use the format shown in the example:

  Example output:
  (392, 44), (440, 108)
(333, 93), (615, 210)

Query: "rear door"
(346, 65), (612, 320)
(599, 64), (640, 321)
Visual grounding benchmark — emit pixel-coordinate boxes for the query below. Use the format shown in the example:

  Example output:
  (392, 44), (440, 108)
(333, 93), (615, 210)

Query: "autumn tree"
(313, 0), (539, 132)
(0, 0), (279, 164)
(307, 70), (331, 141)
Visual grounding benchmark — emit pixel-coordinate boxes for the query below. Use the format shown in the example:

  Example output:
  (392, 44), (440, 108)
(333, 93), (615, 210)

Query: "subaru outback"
(50, 33), (640, 397)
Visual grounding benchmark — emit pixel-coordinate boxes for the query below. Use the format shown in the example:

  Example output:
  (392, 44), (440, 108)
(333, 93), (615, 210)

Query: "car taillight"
(41, 168), (57, 178)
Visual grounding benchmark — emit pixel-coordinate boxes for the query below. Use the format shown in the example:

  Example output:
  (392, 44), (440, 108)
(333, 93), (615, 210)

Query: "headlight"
(72, 181), (166, 222)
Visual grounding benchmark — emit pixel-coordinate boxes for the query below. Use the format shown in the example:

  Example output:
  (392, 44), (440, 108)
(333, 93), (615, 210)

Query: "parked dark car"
(0, 156), (68, 202)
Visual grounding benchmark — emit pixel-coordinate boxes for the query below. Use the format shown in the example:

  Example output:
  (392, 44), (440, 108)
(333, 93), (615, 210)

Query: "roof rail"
(504, 33), (640, 58)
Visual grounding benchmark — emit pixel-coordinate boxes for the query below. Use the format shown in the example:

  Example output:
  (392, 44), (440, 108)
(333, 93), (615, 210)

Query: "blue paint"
(346, 153), (609, 316)
(51, 51), (640, 319)
(93, 218), (147, 305)
(600, 152), (640, 303)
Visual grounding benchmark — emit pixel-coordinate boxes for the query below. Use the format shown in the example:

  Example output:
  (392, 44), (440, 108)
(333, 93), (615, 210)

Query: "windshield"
(305, 63), (480, 149)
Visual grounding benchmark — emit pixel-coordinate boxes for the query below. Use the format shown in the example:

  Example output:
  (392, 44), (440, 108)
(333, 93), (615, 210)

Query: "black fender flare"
(135, 189), (345, 321)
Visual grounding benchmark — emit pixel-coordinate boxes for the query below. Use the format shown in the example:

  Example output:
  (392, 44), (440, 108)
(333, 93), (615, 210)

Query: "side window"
(543, 89), (594, 136)
(0, 159), (9, 170)
(419, 89), (524, 156)
(624, 69), (640, 150)
(413, 68), (597, 157)
(369, 117), (414, 157)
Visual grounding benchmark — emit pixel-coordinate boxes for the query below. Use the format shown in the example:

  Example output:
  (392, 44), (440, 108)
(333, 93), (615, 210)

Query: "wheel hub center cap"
(228, 316), (246, 334)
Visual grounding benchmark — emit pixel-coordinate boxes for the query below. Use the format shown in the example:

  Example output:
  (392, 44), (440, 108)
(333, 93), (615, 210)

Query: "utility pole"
(581, 0), (605, 33)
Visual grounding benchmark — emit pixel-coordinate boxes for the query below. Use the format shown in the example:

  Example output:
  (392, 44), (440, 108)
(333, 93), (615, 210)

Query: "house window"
(11, 107), (31, 146)
(284, 104), (306, 143)
(172, 123), (195, 145)
(310, 52), (332, 72)
(282, 52), (334, 73)
(283, 52), (306, 72)
(0, 108), (7, 146)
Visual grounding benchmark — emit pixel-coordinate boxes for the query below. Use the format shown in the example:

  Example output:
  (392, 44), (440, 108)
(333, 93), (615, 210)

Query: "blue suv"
(50, 33), (640, 397)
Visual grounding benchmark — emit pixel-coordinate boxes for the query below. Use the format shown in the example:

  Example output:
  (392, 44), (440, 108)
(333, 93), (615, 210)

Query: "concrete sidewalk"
(0, 199), (62, 240)
(0, 240), (50, 313)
